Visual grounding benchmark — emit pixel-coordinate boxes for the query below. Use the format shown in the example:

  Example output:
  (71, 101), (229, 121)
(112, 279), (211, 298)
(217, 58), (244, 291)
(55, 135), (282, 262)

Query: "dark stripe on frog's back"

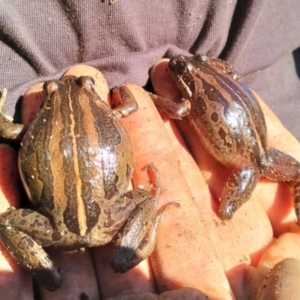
(58, 78), (83, 235)
(87, 91), (122, 200)
(18, 86), (56, 210)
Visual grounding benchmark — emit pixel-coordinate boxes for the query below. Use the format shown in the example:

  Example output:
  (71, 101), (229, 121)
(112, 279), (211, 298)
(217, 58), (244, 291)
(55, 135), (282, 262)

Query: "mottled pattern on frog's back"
(18, 76), (134, 244)
(189, 60), (268, 169)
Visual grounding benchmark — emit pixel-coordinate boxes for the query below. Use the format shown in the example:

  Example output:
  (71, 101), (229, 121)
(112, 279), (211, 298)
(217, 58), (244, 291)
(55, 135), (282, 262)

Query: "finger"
(64, 66), (155, 298)
(244, 233), (300, 299)
(0, 145), (33, 299)
(0, 145), (20, 209)
(93, 243), (156, 299)
(149, 59), (275, 298)
(257, 92), (300, 161)
(121, 84), (234, 299)
(39, 249), (98, 300)
(256, 258), (300, 300)
(63, 66), (156, 299)
(258, 232), (300, 268)
(252, 92), (300, 235)
(106, 287), (210, 300)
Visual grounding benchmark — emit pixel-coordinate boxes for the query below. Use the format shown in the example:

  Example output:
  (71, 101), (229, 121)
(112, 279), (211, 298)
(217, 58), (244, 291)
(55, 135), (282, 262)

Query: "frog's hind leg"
(218, 167), (260, 220)
(0, 208), (62, 290)
(111, 164), (178, 272)
(264, 147), (300, 224)
(111, 199), (178, 273)
(0, 88), (26, 140)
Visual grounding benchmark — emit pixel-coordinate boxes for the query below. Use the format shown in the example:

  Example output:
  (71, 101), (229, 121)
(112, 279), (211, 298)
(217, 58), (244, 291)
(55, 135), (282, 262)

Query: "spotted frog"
(150, 54), (300, 222)
(0, 75), (169, 290)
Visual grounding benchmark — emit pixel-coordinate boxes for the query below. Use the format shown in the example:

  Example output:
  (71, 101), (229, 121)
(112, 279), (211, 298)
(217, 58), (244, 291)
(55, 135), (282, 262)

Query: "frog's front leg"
(218, 167), (260, 220)
(0, 88), (26, 140)
(263, 148), (300, 224)
(111, 166), (177, 272)
(112, 85), (190, 121)
(149, 93), (191, 119)
(111, 85), (139, 118)
(0, 208), (62, 290)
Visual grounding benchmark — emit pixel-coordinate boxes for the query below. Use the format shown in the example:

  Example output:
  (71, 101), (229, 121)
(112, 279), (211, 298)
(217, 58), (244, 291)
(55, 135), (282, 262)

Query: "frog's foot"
(149, 93), (191, 119)
(111, 200), (179, 272)
(144, 163), (161, 199)
(110, 163), (179, 272)
(0, 226), (62, 290)
(0, 88), (8, 111)
(0, 208), (62, 290)
(0, 88), (25, 140)
(0, 88), (14, 121)
(111, 85), (138, 119)
(264, 147), (300, 224)
(295, 179), (300, 225)
(218, 167), (259, 220)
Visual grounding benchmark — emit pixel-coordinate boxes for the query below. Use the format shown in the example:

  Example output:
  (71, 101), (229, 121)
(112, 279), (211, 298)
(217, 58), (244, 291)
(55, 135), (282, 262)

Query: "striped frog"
(151, 54), (300, 222)
(0, 75), (166, 290)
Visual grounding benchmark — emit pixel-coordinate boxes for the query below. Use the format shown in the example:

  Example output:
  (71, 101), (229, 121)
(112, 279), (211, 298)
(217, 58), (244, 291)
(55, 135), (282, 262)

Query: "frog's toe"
(111, 245), (140, 273)
(32, 265), (62, 291)
(218, 201), (236, 220)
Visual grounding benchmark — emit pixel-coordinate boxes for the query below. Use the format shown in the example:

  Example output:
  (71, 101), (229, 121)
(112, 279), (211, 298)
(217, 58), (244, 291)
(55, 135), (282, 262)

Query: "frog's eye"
(43, 80), (59, 96)
(171, 60), (188, 75)
(77, 76), (95, 91)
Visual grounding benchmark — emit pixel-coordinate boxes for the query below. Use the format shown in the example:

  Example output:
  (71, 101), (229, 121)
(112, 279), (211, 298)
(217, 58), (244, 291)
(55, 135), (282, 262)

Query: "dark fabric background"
(0, 0), (299, 140)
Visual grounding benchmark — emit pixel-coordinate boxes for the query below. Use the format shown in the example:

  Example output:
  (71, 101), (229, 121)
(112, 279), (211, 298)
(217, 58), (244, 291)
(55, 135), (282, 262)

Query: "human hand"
(1, 63), (300, 300)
